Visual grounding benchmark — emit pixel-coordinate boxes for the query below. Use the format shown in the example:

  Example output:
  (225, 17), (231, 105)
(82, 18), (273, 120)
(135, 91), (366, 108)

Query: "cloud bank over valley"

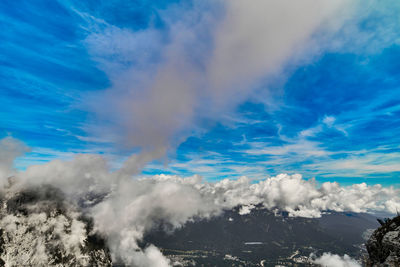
(1, 137), (399, 265)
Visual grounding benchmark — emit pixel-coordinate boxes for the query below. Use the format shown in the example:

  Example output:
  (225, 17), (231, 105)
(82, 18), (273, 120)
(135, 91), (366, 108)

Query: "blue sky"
(1, 0), (400, 186)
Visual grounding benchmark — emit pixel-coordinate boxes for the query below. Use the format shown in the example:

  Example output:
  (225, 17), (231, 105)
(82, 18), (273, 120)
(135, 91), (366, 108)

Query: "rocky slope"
(0, 182), (112, 266)
(366, 215), (400, 266)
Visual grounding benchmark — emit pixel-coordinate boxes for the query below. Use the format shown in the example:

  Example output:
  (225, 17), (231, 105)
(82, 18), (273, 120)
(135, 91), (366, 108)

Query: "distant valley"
(143, 206), (381, 266)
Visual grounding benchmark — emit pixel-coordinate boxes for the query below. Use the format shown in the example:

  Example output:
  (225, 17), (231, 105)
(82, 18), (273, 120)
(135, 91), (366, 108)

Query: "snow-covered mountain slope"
(0, 182), (111, 266)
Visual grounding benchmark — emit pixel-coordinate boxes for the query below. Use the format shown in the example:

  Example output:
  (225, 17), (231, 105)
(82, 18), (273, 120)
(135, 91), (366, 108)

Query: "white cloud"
(0, 137), (30, 184)
(323, 116), (336, 127)
(304, 152), (400, 177)
(90, 175), (220, 265)
(193, 173), (400, 217)
(244, 139), (330, 157)
(312, 253), (361, 267)
(324, 0), (400, 54)
(236, 118), (399, 178)
(1, 138), (400, 265)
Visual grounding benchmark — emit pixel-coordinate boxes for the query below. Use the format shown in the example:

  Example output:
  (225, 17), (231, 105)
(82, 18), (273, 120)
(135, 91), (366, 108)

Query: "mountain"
(0, 182), (390, 267)
(366, 215), (400, 266)
(0, 183), (112, 266)
(143, 205), (379, 266)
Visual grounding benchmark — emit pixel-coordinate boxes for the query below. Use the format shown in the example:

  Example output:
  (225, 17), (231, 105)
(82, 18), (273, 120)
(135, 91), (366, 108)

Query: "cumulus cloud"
(312, 253), (361, 267)
(0, 142), (219, 266)
(90, 176), (219, 265)
(1, 138), (400, 266)
(154, 173), (400, 218)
